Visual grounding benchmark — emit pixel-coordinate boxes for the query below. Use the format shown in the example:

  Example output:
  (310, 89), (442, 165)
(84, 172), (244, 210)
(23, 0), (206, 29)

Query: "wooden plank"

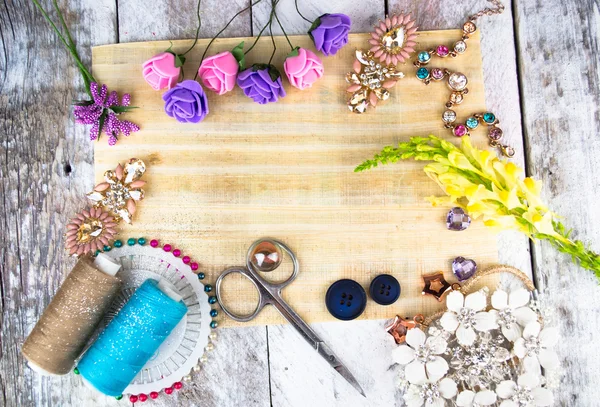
(0, 1), (121, 406)
(515, 1), (600, 405)
(118, 0), (252, 43)
(252, 0), (385, 34)
(92, 30), (498, 328)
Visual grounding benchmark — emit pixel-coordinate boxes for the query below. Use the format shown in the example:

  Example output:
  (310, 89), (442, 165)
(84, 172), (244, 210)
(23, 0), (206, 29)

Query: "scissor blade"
(334, 364), (366, 398)
(316, 341), (366, 398)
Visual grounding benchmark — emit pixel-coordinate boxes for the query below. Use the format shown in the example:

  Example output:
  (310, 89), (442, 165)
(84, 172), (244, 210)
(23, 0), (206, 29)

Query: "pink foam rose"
(142, 52), (180, 91)
(198, 51), (239, 95)
(284, 48), (324, 90)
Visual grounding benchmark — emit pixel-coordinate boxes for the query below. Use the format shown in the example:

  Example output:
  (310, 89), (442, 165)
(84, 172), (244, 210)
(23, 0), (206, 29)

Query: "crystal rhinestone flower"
(489, 288), (538, 341)
(513, 321), (559, 373)
(496, 373), (554, 407)
(455, 389), (497, 407)
(440, 290), (498, 346)
(392, 328), (449, 384)
(403, 378), (457, 407)
(65, 206), (117, 256)
(448, 332), (511, 387)
(346, 50), (405, 113)
(368, 14), (418, 65)
(86, 158), (146, 224)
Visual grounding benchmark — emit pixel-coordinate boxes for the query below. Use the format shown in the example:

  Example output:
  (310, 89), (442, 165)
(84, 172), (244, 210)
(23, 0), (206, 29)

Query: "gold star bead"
(422, 272), (452, 302)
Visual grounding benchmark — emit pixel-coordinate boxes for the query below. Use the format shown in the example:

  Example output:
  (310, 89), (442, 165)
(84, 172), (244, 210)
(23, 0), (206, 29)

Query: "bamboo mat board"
(92, 31), (499, 327)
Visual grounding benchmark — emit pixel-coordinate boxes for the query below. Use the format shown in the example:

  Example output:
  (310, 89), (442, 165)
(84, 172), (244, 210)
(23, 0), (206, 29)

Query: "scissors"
(215, 238), (366, 397)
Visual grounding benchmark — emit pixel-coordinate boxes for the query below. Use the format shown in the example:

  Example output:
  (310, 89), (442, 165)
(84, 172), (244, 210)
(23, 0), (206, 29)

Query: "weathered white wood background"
(1, 0), (598, 406)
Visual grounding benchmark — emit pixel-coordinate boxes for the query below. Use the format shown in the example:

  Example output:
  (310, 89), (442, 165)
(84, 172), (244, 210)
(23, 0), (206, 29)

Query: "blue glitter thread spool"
(78, 279), (187, 396)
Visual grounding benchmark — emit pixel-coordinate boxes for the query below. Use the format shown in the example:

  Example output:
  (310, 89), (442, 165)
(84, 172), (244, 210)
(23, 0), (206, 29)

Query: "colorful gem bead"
(138, 237), (146, 245)
(150, 392), (159, 399)
(163, 244), (172, 252)
(150, 239), (159, 247)
(416, 67), (429, 80)
(173, 382), (183, 390)
(210, 321), (218, 329)
(417, 51), (430, 63)
(483, 112), (496, 124)
(453, 124), (468, 137)
(191, 262), (199, 271)
(436, 45), (449, 57)
(182, 256), (191, 264)
(197, 272), (205, 280)
(204, 284), (212, 292)
(210, 309), (218, 317)
(466, 117), (479, 129)
(164, 387), (174, 395)
(127, 238), (136, 246)
(173, 249), (181, 257)
(489, 127), (503, 141)
(431, 68), (445, 81)
(138, 394), (148, 402)
(129, 395), (138, 403)
(208, 296), (217, 304)
(113, 240), (123, 248)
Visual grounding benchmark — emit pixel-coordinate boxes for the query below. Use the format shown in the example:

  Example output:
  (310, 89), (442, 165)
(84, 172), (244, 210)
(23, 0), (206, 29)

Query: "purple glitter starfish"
(73, 83), (140, 146)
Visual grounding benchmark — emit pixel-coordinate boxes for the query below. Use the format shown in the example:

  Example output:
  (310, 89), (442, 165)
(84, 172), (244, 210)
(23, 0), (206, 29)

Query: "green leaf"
(174, 54), (186, 68)
(110, 106), (139, 114)
(267, 65), (280, 82)
(231, 41), (246, 71)
(287, 46), (300, 58)
(251, 64), (280, 82)
(97, 110), (107, 138)
(72, 99), (94, 107)
(308, 15), (324, 35)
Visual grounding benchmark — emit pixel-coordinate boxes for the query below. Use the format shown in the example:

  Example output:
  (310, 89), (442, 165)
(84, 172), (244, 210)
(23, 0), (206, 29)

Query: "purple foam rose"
(162, 80), (209, 123)
(237, 65), (286, 104)
(309, 13), (351, 56)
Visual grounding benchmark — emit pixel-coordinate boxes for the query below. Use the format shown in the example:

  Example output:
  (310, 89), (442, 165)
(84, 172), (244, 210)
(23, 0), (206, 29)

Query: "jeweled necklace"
(413, 0), (515, 158)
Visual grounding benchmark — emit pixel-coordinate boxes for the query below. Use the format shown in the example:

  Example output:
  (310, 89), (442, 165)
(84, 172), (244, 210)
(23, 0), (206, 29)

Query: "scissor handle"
(216, 239), (299, 322)
(246, 238), (299, 290)
(215, 267), (269, 322)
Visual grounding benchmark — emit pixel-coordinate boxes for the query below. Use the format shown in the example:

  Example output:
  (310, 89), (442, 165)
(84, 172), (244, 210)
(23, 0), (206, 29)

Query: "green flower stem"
(538, 222), (600, 279)
(195, 0), (263, 80)
(273, 0), (294, 50)
(180, 0), (202, 56)
(245, 0), (275, 55)
(32, 0), (95, 96)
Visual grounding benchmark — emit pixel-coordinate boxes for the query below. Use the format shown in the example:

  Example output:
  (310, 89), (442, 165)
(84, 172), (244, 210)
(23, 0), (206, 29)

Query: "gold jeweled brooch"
(346, 13), (418, 113)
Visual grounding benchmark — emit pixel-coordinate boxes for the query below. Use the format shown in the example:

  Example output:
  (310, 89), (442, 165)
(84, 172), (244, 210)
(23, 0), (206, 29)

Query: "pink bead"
(454, 125), (468, 137)
(173, 249), (181, 257)
(129, 395), (138, 403)
(164, 387), (173, 395)
(173, 382), (183, 390)
(139, 394), (148, 402)
(190, 262), (199, 271)
(163, 244), (172, 252)
(431, 68), (444, 80)
(150, 392), (159, 399)
(150, 239), (159, 247)
(182, 256), (191, 264)
(436, 45), (449, 57)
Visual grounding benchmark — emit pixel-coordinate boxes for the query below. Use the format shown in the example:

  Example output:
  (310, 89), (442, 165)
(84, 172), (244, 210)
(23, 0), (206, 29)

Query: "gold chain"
(413, 0), (515, 158)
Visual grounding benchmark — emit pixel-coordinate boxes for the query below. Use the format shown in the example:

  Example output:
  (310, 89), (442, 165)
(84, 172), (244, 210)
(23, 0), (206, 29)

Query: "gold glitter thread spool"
(21, 255), (122, 375)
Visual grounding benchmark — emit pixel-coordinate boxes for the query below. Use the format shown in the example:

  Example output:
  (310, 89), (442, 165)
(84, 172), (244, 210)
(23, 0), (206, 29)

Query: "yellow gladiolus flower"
(356, 134), (600, 281)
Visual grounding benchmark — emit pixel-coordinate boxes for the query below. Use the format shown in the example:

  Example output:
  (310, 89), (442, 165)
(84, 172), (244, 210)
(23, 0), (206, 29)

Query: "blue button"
(325, 279), (367, 321)
(369, 274), (400, 305)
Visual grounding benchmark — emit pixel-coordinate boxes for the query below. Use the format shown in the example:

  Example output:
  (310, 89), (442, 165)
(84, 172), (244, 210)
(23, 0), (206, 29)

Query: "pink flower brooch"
(65, 158), (147, 256)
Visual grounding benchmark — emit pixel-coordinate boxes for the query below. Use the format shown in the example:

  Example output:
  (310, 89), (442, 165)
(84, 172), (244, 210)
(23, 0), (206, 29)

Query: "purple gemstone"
(452, 257), (477, 281)
(446, 207), (471, 231)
